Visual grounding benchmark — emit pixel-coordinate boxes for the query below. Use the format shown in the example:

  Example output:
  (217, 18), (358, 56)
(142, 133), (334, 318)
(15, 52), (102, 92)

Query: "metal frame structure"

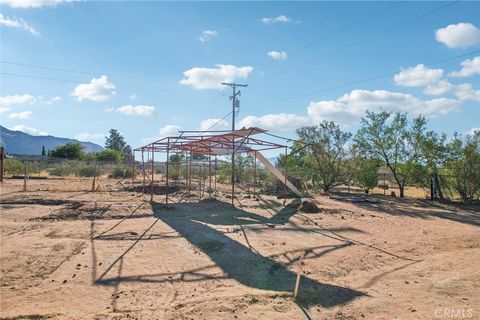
(132, 127), (288, 205)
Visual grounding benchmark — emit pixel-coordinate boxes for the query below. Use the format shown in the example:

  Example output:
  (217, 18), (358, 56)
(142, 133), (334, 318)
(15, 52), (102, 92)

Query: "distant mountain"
(0, 125), (103, 155)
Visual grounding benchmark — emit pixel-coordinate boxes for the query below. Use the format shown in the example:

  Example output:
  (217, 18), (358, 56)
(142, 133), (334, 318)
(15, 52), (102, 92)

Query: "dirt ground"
(1, 178), (479, 320)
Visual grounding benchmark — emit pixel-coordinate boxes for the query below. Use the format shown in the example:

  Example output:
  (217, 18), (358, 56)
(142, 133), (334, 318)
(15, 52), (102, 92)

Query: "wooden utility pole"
(221, 82), (248, 206)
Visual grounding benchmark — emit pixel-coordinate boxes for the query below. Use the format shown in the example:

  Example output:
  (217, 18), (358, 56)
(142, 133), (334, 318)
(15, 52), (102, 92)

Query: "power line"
(0, 60), (99, 76)
(280, 49), (480, 102)
(306, 1), (460, 64)
(201, 111), (233, 133)
(0, 72), (79, 83)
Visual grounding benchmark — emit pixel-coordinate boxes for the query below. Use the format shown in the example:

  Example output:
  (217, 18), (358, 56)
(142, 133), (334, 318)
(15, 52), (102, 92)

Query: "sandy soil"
(1, 178), (479, 320)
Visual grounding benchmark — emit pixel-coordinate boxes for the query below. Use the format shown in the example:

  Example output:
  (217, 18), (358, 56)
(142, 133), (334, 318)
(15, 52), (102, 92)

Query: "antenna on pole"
(221, 82), (248, 206)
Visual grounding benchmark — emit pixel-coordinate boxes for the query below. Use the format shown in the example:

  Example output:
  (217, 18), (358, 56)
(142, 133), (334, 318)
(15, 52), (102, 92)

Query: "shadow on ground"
(140, 199), (365, 308)
(332, 192), (480, 227)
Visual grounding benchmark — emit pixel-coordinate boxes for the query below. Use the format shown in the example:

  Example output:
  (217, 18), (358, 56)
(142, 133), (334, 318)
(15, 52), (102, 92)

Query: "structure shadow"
(341, 194), (480, 227)
(150, 200), (365, 308)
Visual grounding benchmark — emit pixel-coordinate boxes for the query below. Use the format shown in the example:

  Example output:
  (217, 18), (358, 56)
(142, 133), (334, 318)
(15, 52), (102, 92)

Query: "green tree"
(50, 142), (84, 160)
(356, 157), (381, 192)
(296, 121), (352, 192)
(105, 129), (131, 161)
(96, 149), (122, 162)
(41, 145), (46, 156)
(354, 111), (427, 197)
(444, 131), (480, 201)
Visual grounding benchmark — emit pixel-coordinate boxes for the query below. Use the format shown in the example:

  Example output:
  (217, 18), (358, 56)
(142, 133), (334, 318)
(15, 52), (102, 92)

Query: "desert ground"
(1, 178), (479, 320)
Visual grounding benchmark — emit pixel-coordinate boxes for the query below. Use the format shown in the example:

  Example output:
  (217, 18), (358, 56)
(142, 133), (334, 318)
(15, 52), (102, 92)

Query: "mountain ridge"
(0, 125), (103, 155)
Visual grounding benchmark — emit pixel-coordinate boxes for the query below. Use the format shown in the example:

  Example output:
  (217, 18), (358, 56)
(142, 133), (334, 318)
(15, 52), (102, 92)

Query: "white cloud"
(267, 51), (288, 60)
(0, 13), (40, 36)
(116, 105), (155, 116)
(394, 64), (444, 87)
(449, 56), (480, 77)
(129, 94), (137, 100)
(239, 113), (310, 131)
(104, 105), (114, 112)
(260, 15), (298, 25)
(435, 23), (480, 48)
(9, 111), (32, 119)
(199, 118), (229, 131)
(74, 133), (105, 144)
(0, 0), (74, 8)
(159, 124), (181, 136)
(179, 64), (253, 90)
(12, 125), (47, 136)
(0, 107), (11, 114)
(453, 83), (480, 102)
(0, 94), (35, 107)
(423, 79), (454, 96)
(308, 89), (461, 124)
(70, 75), (116, 102)
(197, 30), (218, 42)
(45, 96), (61, 105)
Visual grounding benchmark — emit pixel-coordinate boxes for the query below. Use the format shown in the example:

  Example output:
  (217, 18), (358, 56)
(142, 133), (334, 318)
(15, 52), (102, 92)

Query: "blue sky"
(1, 1), (479, 157)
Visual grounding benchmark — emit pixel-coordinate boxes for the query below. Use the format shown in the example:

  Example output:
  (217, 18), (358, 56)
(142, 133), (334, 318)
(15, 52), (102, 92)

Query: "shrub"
(78, 165), (102, 177)
(96, 149), (122, 162)
(109, 166), (135, 179)
(4, 158), (23, 176)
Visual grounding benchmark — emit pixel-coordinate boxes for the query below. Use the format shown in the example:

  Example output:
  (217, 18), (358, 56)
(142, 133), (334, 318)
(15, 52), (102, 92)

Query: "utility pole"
(221, 82), (247, 205)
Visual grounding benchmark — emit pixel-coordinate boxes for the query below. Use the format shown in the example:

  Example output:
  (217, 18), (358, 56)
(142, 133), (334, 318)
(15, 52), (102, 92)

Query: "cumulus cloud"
(9, 110), (32, 119)
(0, 94), (35, 107)
(70, 76), (116, 102)
(449, 56), (480, 77)
(423, 80), (454, 96)
(260, 15), (298, 24)
(159, 124), (181, 136)
(267, 51), (288, 60)
(0, 107), (11, 114)
(46, 96), (61, 104)
(453, 83), (480, 102)
(239, 113), (310, 131)
(435, 23), (480, 48)
(116, 105), (155, 116)
(179, 64), (253, 90)
(12, 124), (47, 136)
(307, 89), (461, 124)
(0, 0), (75, 8)
(394, 64), (444, 87)
(199, 118), (230, 131)
(197, 30), (218, 42)
(74, 133), (105, 144)
(0, 13), (40, 36)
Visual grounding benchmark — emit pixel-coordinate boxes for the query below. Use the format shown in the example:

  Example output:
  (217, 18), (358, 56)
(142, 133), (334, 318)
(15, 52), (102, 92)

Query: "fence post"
(0, 147), (4, 183)
(23, 160), (28, 191)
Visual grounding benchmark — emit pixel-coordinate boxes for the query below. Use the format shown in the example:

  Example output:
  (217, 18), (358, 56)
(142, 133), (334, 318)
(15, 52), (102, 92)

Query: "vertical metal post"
(142, 149), (145, 195)
(150, 147), (154, 202)
(166, 138), (170, 204)
(23, 161), (27, 191)
(131, 151), (135, 187)
(208, 153), (212, 197)
(92, 160), (97, 192)
(214, 155), (217, 192)
(231, 138), (235, 206)
(198, 164), (202, 200)
(188, 152), (192, 197)
(185, 152), (188, 192)
(0, 146), (4, 183)
(253, 151), (257, 198)
(284, 146), (288, 204)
